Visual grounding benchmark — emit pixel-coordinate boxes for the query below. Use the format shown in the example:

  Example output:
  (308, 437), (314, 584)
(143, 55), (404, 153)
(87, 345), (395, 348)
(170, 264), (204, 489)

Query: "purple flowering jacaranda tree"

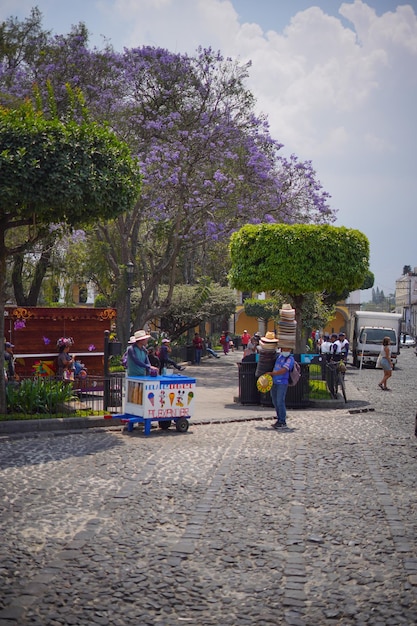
(0, 13), (335, 343)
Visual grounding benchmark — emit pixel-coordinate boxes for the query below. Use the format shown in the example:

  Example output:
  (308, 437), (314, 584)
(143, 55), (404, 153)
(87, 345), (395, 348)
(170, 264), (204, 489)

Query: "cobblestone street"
(1, 348), (416, 625)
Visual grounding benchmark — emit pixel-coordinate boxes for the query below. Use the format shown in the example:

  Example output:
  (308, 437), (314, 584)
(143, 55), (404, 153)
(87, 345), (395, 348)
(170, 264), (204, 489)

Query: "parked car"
(401, 334), (416, 347)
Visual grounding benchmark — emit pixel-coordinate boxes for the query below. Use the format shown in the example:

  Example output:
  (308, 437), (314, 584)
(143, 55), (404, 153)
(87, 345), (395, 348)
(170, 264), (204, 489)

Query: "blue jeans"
(270, 383), (288, 424)
(194, 348), (202, 364)
(160, 358), (181, 372)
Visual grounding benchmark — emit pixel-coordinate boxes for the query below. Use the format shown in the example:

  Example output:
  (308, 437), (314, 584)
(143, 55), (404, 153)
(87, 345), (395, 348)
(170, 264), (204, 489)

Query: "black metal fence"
(237, 355), (345, 408)
(78, 374), (125, 412)
(5, 374), (125, 416)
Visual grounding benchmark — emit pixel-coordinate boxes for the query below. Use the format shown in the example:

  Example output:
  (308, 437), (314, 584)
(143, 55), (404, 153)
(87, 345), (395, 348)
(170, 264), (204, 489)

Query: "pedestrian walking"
(241, 330), (251, 351)
(377, 336), (394, 391)
(220, 331), (231, 355)
(192, 332), (204, 365)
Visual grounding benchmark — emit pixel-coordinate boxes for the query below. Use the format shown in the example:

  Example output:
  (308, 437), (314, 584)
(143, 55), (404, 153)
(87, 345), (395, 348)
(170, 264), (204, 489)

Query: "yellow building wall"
(234, 305), (276, 337)
(323, 305), (349, 336)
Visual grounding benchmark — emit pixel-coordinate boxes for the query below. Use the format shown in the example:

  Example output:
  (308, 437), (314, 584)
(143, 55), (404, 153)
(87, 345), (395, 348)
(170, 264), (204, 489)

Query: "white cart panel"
(124, 375), (196, 419)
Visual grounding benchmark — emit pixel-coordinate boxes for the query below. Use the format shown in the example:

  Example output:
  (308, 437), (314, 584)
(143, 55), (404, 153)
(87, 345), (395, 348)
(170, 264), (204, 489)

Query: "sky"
(2, 0), (417, 300)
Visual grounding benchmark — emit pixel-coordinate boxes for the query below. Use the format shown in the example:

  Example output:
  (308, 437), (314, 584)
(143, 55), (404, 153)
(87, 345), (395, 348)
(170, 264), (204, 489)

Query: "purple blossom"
(71, 229), (86, 243)
(14, 320), (26, 330)
(88, 344), (96, 351)
(0, 25), (336, 336)
(43, 336), (51, 345)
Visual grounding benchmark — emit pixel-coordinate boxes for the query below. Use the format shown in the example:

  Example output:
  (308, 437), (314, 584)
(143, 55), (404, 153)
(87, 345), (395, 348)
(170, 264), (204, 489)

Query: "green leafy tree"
(360, 270), (374, 291)
(229, 224), (370, 352)
(0, 97), (141, 413)
(243, 297), (282, 332)
(294, 292), (335, 348)
(153, 282), (237, 340)
(324, 269), (374, 307)
(244, 292), (334, 348)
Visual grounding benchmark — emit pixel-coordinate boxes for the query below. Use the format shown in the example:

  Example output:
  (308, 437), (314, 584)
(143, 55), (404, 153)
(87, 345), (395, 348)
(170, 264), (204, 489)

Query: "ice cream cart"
(116, 374), (196, 435)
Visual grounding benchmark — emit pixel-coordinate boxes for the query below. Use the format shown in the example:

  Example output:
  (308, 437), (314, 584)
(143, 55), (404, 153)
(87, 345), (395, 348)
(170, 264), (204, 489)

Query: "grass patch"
(309, 379), (332, 400)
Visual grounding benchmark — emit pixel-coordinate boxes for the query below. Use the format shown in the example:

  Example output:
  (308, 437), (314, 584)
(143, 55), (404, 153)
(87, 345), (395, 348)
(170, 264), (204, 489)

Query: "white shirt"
(320, 340), (332, 354)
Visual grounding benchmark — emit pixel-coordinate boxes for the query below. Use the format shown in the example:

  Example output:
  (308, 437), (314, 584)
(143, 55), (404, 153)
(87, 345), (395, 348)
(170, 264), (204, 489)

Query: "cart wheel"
(175, 417), (189, 433)
(159, 420), (171, 430)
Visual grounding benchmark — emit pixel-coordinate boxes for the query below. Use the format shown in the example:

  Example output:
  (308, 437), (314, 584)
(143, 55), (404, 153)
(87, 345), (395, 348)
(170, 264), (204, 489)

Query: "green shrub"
(5, 378), (77, 415)
(108, 354), (126, 373)
(94, 294), (108, 307)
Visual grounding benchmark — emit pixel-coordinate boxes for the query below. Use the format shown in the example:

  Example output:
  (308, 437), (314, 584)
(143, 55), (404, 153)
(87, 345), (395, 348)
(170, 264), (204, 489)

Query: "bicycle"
(325, 357), (347, 402)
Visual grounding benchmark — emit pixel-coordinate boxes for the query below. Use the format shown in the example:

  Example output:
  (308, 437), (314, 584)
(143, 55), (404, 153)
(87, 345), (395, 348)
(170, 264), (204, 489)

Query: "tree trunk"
(12, 241), (54, 306)
(115, 294), (130, 349)
(293, 294), (305, 354)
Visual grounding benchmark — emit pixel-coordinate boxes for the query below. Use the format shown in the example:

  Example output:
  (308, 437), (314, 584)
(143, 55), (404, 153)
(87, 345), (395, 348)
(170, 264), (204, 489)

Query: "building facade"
(395, 270), (417, 337)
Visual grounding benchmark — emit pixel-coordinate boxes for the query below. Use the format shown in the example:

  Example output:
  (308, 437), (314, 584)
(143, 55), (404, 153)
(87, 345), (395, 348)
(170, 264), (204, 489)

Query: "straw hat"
(259, 331), (278, 352)
(260, 331), (277, 343)
(134, 329), (151, 341)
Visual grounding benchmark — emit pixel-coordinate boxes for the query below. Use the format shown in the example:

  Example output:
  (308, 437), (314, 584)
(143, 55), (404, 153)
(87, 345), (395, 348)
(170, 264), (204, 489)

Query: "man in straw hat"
(127, 329), (159, 377)
(267, 343), (295, 429)
(255, 330), (278, 377)
(259, 331), (278, 350)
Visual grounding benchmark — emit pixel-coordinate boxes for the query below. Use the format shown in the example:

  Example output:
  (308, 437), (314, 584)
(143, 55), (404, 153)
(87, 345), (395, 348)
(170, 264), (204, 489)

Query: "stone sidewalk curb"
(0, 380), (371, 436)
(0, 352), (372, 436)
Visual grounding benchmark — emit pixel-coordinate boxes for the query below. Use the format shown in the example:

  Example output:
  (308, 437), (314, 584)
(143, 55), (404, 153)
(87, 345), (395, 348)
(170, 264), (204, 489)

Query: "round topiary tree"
(229, 223), (370, 352)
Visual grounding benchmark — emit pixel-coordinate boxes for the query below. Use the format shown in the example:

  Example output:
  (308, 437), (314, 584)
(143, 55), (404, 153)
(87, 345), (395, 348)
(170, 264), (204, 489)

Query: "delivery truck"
(351, 311), (402, 368)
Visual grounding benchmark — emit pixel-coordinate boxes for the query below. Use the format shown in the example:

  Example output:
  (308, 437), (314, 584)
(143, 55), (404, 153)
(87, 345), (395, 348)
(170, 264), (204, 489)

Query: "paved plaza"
(0, 349), (416, 625)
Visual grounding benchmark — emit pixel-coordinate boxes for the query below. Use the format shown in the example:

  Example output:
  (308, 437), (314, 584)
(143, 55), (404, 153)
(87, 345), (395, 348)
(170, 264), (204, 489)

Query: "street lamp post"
(126, 261), (134, 341)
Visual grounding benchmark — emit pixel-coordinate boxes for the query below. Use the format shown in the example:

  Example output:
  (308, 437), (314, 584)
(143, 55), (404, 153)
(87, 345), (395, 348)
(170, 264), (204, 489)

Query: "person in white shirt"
(336, 332), (349, 362)
(330, 333), (340, 358)
(320, 334), (332, 361)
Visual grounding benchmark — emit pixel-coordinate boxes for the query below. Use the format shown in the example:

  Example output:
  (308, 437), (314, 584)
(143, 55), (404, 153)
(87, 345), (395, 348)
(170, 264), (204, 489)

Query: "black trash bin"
(238, 362), (260, 405)
(186, 344), (194, 363)
(286, 359), (310, 408)
(259, 390), (273, 407)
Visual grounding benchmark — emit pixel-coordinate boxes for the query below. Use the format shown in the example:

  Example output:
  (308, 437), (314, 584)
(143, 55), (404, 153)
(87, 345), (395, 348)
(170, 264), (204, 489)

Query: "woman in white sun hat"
(127, 329), (159, 377)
